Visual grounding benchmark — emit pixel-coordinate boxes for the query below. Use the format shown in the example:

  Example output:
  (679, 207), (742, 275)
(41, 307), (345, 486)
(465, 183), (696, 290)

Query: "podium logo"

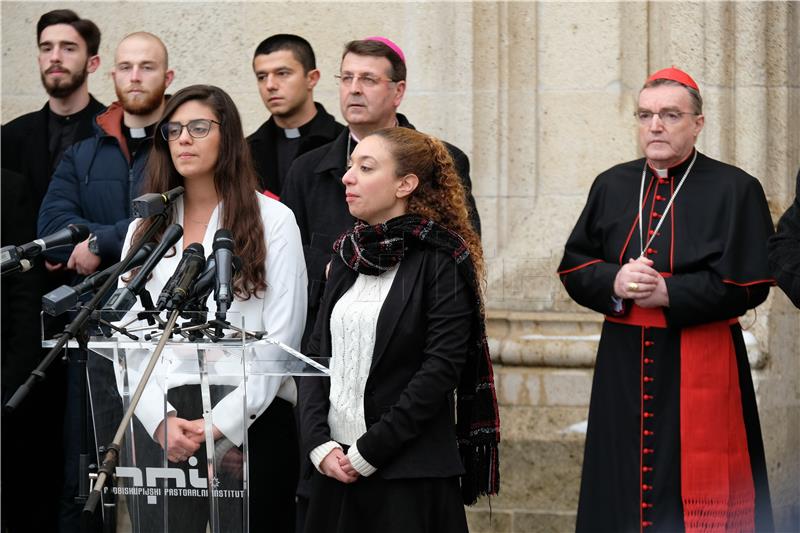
(113, 456), (245, 504)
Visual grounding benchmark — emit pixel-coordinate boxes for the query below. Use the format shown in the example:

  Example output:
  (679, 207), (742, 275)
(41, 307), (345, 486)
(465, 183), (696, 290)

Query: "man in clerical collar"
(38, 31), (174, 277)
(247, 34), (344, 198)
(1, 9), (105, 211)
(282, 36), (480, 336)
(558, 67), (775, 532)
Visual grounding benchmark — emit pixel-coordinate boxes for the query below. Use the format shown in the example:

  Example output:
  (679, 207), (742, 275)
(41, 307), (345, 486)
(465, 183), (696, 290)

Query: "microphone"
(1, 224), (90, 275)
(131, 186), (185, 218)
(190, 255), (216, 302)
(42, 242), (156, 316)
(155, 243), (205, 311)
(213, 229), (235, 322)
(165, 244), (206, 312)
(101, 224), (183, 320)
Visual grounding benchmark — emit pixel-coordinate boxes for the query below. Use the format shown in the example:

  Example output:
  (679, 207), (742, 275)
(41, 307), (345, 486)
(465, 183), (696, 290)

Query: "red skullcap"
(646, 67), (699, 92)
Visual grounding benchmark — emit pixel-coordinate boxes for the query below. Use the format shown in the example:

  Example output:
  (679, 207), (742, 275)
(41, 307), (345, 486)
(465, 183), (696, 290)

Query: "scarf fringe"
(459, 441), (501, 505)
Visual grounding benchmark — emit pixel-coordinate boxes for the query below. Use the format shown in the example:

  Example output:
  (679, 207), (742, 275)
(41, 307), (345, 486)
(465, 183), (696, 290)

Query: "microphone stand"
(3, 212), (168, 531)
(4, 213), (167, 412)
(83, 307), (181, 526)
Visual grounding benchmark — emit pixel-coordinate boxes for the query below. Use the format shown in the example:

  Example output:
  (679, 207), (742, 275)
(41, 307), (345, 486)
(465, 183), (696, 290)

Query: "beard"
(40, 63), (88, 98)
(115, 82), (167, 116)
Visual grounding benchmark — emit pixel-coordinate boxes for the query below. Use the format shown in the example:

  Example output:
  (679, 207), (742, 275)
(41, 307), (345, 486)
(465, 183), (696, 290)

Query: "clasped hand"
(613, 257), (669, 308)
(154, 416), (222, 463)
(320, 448), (359, 484)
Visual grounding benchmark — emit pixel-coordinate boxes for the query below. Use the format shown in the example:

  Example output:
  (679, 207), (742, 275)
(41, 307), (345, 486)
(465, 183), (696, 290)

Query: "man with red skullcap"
(558, 68), (775, 532)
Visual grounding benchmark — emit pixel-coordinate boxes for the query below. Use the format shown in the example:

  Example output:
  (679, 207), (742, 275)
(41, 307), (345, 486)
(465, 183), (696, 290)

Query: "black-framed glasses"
(160, 119), (220, 141)
(634, 110), (699, 125)
(334, 73), (396, 88)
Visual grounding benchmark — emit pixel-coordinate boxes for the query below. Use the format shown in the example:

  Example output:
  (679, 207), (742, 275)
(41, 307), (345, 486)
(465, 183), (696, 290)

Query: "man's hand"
(614, 257), (659, 299)
(320, 448), (358, 484)
(67, 239), (100, 276)
(636, 273), (669, 308)
(154, 416), (204, 463)
(45, 260), (64, 272)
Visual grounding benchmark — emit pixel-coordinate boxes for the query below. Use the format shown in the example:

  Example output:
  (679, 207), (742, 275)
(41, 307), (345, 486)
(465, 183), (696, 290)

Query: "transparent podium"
(59, 311), (328, 533)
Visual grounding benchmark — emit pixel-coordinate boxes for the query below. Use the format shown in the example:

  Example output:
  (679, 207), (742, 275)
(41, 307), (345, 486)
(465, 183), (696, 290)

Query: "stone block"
(512, 510), (576, 533)
(537, 3), (623, 90)
(466, 507), (513, 533)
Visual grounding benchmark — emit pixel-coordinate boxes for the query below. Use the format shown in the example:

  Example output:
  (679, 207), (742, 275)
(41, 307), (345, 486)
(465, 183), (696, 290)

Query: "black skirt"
(303, 470), (467, 533)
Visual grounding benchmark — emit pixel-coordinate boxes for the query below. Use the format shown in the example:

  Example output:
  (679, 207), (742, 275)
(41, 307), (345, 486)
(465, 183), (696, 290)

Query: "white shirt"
(117, 193), (307, 446)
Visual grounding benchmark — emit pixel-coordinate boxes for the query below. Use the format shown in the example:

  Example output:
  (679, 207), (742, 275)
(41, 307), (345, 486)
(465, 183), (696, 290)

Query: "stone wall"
(2, 2), (798, 531)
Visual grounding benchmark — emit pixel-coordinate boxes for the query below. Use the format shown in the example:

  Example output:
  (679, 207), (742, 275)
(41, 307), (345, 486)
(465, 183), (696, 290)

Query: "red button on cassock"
(642, 466), (653, 472)
(644, 376), (654, 383)
(643, 394), (654, 400)
(652, 212), (661, 219)
(647, 247), (657, 254)
(643, 448), (654, 454)
(644, 411), (654, 417)
(644, 358), (653, 364)
(645, 341), (655, 347)
(642, 484), (652, 491)
(642, 502), (653, 509)
(644, 430), (654, 436)
(643, 520), (654, 527)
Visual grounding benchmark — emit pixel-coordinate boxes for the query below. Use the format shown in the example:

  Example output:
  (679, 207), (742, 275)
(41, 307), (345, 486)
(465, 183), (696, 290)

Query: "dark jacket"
(768, 169), (800, 308)
(1, 95), (105, 212)
(247, 102), (344, 196)
(282, 113), (481, 347)
(37, 102), (152, 266)
(300, 244), (472, 479)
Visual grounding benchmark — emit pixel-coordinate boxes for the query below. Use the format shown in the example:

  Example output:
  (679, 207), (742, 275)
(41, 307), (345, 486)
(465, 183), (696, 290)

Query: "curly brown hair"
(129, 85), (266, 299)
(369, 127), (484, 283)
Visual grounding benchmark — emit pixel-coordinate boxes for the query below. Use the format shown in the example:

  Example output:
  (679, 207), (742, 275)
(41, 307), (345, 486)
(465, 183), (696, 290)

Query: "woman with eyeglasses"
(118, 84), (306, 532)
(299, 127), (500, 533)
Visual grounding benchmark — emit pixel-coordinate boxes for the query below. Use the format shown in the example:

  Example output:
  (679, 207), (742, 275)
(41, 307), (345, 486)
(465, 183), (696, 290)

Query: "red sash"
(606, 306), (755, 531)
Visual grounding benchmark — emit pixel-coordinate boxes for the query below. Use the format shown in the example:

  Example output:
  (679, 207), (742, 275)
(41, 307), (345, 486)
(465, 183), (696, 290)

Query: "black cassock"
(558, 151), (774, 533)
(768, 169), (800, 308)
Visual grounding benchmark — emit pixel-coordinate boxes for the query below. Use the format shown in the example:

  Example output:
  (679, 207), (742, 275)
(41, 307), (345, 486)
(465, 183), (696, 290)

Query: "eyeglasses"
(160, 119), (220, 141)
(334, 73), (396, 88)
(635, 110), (699, 125)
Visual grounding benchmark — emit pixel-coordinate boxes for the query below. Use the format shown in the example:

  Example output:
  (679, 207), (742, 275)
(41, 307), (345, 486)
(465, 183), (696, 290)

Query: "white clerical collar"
(284, 127), (300, 139)
(130, 127), (147, 139)
(653, 167), (669, 178)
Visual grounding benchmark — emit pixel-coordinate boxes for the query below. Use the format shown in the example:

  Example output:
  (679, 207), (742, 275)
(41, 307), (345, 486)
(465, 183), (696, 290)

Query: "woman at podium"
(118, 84), (306, 532)
(299, 128), (500, 532)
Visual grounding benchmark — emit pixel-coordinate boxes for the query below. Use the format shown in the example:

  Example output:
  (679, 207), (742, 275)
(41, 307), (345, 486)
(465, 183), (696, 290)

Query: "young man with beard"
(38, 31), (174, 275)
(0, 10), (104, 533)
(1, 9), (105, 212)
(248, 34), (344, 198)
(35, 31), (173, 533)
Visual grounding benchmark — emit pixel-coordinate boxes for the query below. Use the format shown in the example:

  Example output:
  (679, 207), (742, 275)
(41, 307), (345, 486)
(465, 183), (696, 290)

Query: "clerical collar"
(653, 168), (669, 178)
(129, 126), (147, 139)
(283, 127), (301, 139)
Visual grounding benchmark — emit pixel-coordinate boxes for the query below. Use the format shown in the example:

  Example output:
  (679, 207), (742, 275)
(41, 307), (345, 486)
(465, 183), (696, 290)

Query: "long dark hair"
(130, 84), (266, 298)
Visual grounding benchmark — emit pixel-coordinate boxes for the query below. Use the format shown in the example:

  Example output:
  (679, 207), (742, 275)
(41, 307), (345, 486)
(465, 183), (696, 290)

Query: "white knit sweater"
(309, 265), (398, 476)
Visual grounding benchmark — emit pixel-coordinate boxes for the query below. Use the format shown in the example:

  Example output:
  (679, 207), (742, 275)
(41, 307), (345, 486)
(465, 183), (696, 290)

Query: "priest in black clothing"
(558, 67), (774, 533)
(768, 169), (800, 308)
(247, 34), (344, 198)
(282, 36), (480, 347)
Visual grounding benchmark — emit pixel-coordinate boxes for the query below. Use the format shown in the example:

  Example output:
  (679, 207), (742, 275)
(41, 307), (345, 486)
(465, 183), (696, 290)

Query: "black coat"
(247, 102), (344, 197)
(768, 169), (800, 308)
(1, 96), (105, 212)
(300, 244), (472, 479)
(282, 113), (481, 347)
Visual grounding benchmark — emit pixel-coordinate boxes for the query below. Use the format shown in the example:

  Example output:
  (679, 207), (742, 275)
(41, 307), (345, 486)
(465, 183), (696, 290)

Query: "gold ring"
(628, 282), (639, 291)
